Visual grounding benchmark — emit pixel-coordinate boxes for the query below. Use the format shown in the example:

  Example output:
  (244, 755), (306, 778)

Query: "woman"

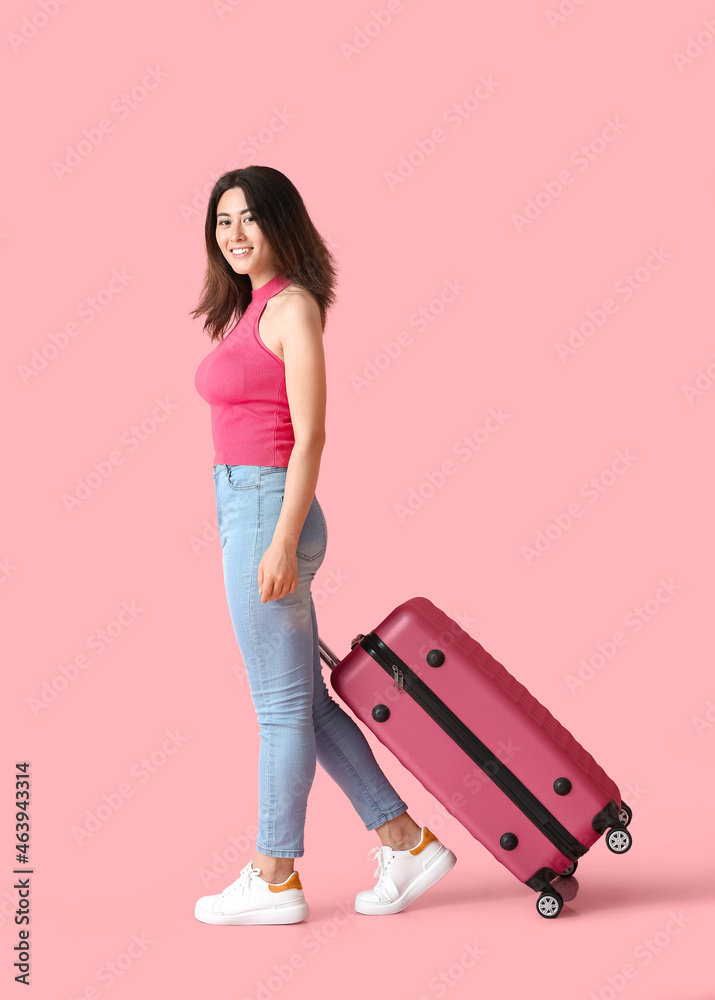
(191, 166), (456, 925)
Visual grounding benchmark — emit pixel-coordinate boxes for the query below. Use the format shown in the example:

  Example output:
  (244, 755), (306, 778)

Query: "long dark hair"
(190, 166), (339, 343)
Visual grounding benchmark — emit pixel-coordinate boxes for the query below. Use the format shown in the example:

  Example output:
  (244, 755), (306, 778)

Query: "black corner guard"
(592, 798), (620, 835)
(526, 867), (561, 894)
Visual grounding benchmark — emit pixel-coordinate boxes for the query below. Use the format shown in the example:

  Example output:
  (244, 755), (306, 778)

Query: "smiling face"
(215, 186), (278, 289)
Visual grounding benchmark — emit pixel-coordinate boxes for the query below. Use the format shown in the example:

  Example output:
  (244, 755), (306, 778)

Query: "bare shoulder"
(268, 283), (323, 336)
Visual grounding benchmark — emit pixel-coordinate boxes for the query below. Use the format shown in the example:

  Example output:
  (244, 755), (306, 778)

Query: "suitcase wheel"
(559, 860), (578, 878)
(536, 889), (563, 919)
(605, 825), (632, 854)
(618, 801), (633, 827)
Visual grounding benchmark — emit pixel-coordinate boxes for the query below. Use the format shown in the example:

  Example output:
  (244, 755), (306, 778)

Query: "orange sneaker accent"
(268, 871), (302, 893)
(409, 827), (438, 856)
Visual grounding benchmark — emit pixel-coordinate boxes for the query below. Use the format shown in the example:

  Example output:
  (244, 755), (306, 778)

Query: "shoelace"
(366, 846), (394, 900)
(221, 862), (262, 898)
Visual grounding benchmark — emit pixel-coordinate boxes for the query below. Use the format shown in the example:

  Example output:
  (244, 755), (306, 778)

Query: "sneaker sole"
(194, 900), (309, 925)
(354, 846), (457, 915)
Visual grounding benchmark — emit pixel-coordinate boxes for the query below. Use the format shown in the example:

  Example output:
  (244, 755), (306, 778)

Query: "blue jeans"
(213, 463), (408, 858)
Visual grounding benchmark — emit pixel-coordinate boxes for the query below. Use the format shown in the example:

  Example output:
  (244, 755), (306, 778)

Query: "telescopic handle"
(318, 633), (365, 670)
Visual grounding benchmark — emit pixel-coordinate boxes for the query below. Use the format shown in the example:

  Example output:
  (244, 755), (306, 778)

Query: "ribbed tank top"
(194, 272), (295, 466)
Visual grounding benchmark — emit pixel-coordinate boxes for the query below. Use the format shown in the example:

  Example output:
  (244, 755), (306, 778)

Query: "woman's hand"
(257, 540), (298, 603)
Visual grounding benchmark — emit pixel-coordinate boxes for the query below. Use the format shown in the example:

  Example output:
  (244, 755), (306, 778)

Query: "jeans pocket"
(288, 495), (327, 561)
(226, 466), (261, 491)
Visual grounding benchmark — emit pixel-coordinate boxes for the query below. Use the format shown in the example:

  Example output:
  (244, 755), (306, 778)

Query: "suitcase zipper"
(361, 631), (586, 861)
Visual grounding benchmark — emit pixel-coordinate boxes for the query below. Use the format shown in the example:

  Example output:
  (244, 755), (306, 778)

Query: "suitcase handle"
(318, 638), (340, 670)
(318, 633), (364, 670)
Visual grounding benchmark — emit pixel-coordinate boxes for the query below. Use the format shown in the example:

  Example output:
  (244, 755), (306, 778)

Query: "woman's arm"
(257, 288), (327, 603)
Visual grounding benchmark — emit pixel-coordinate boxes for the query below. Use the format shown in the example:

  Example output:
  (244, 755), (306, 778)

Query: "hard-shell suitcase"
(318, 596), (633, 919)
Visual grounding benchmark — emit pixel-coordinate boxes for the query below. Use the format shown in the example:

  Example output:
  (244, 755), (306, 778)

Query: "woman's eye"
(217, 216), (253, 225)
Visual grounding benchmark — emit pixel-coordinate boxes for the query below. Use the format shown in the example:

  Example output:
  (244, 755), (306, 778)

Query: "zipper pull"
(392, 665), (404, 692)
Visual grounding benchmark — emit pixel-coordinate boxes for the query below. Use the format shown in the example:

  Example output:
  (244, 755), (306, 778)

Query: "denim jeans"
(213, 463), (407, 858)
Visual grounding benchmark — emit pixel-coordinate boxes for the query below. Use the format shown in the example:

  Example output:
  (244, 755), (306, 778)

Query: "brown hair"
(189, 166), (339, 343)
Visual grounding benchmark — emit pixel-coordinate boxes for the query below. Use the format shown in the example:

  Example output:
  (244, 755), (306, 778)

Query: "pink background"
(3, 0), (714, 997)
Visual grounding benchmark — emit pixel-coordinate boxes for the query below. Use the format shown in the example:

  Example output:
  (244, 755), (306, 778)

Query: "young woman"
(191, 166), (456, 925)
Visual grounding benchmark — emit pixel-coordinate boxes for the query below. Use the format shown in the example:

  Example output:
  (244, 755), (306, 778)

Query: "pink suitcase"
(319, 596), (633, 919)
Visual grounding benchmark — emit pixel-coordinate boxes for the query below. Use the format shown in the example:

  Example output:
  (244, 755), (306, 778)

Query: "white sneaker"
(195, 861), (309, 925)
(355, 826), (456, 915)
